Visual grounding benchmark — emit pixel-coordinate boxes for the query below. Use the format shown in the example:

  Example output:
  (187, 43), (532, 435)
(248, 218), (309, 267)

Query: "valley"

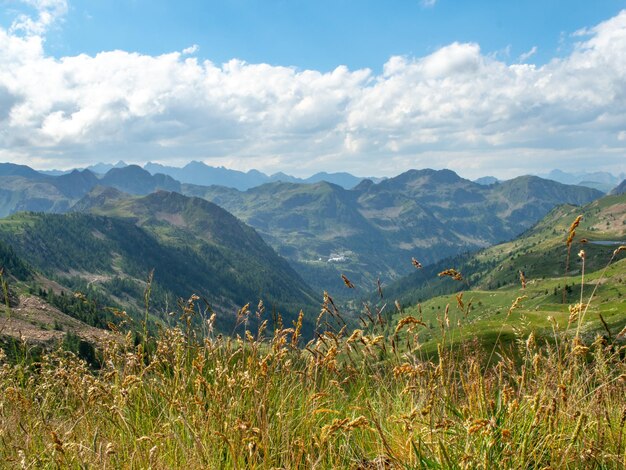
(185, 169), (602, 293)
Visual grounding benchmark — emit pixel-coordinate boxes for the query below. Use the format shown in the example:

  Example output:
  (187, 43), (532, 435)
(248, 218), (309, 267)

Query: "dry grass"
(1, 306), (624, 468)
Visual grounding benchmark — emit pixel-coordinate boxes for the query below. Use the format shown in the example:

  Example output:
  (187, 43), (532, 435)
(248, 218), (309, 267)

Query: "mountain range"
(0, 159), (622, 347)
(0, 163), (180, 217)
(183, 169), (603, 293)
(0, 161), (615, 297)
(37, 160), (381, 190)
(380, 189), (626, 362)
(144, 161), (382, 190)
(31, 159), (626, 194)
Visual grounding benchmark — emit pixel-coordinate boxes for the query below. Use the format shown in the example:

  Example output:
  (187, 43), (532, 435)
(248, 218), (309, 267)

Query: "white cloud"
(420, 0), (438, 8)
(1, 8), (626, 178)
(182, 45), (199, 55)
(518, 46), (537, 63)
(9, 0), (68, 36)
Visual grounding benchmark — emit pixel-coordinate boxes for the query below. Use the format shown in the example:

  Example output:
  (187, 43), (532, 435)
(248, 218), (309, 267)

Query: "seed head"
(395, 316), (426, 335)
(508, 295), (527, 315)
(438, 269), (463, 281)
(341, 274), (355, 289)
(566, 215), (582, 246)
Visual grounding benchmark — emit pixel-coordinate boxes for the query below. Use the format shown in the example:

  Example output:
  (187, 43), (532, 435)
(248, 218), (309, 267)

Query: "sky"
(1, 0), (626, 178)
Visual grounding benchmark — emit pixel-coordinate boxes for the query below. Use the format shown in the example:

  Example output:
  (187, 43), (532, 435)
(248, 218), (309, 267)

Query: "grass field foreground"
(1, 225), (626, 468)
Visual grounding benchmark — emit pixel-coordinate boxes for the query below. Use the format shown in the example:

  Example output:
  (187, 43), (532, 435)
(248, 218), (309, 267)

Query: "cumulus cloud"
(9, 0), (68, 36)
(1, 7), (626, 177)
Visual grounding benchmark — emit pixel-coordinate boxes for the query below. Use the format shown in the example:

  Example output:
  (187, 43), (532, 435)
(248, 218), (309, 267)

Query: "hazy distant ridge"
(143, 161), (379, 190)
(539, 169), (626, 193)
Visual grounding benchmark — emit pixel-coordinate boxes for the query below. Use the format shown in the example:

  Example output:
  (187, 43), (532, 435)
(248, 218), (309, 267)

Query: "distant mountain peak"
(144, 189), (188, 204)
(474, 176), (500, 186)
(141, 161), (370, 190)
(270, 171), (293, 179)
(353, 178), (375, 192)
(109, 164), (139, 173)
(86, 161), (128, 175)
(540, 168), (623, 192)
(101, 165), (181, 195)
(91, 185), (126, 199)
(71, 185), (128, 212)
(0, 162), (43, 179)
(185, 160), (208, 169)
(388, 168), (463, 186)
(610, 179), (626, 195)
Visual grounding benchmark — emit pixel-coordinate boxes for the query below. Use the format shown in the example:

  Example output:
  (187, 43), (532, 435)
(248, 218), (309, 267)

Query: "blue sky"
(14, 0), (626, 71)
(1, 0), (626, 178)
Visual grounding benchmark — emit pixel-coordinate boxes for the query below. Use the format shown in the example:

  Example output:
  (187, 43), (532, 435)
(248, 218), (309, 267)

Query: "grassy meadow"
(1, 221), (626, 469)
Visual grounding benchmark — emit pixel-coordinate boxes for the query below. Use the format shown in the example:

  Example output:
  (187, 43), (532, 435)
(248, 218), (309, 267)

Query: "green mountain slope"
(0, 176), (73, 216)
(88, 190), (320, 316)
(375, 192), (626, 354)
(185, 180), (395, 294)
(385, 192), (626, 305)
(184, 170), (602, 295)
(0, 238), (32, 282)
(0, 237), (117, 360)
(0, 191), (318, 333)
(395, 257), (626, 356)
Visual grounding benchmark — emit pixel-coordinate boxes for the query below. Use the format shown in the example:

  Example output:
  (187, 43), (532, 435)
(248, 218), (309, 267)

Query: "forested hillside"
(0, 195), (318, 333)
